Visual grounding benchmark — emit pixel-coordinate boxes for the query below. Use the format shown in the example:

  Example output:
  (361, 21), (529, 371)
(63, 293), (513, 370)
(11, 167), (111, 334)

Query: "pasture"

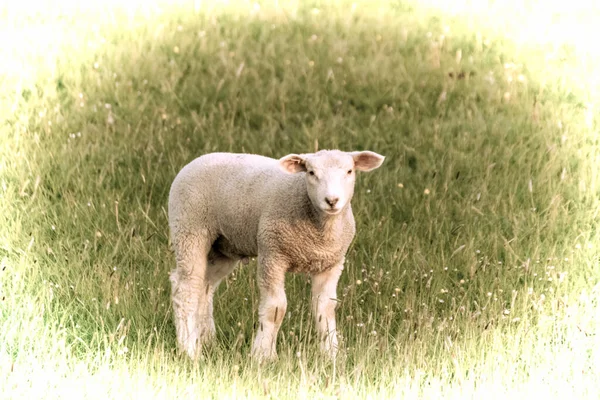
(1, 0), (599, 397)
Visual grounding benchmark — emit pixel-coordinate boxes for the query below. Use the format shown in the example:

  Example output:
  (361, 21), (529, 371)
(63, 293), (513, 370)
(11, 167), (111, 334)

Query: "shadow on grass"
(7, 2), (592, 364)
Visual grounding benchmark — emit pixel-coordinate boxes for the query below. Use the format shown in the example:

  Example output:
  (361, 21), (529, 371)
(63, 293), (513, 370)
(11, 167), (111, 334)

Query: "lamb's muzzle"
(325, 197), (339, 207)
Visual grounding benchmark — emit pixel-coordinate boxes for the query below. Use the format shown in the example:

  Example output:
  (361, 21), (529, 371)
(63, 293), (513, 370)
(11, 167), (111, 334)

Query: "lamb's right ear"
(279, 154), (307, 174)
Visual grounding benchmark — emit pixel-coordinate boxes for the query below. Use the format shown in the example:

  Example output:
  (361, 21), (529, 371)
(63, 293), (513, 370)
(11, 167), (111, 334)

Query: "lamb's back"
(169, 153), (300, 257)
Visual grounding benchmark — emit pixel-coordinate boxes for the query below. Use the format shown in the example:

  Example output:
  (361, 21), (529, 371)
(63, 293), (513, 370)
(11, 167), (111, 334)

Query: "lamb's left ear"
(279, 154), (307, 174)
(350, 151), (385, 171)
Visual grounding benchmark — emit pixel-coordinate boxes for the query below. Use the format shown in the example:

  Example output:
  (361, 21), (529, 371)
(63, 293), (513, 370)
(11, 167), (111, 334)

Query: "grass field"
(1, 0), (599, 398)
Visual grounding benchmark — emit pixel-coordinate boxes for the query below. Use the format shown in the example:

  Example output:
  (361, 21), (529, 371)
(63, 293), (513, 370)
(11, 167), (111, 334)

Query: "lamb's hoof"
(251, 348), (278, 364)
(320, 337), (339, 360)
(179, 338), (202, 360)
(321, 345), (338, 360)
(178, 330), (215, 360)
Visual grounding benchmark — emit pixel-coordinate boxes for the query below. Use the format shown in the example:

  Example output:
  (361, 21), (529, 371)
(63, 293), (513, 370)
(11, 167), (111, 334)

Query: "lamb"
(168, 149), (385, 361)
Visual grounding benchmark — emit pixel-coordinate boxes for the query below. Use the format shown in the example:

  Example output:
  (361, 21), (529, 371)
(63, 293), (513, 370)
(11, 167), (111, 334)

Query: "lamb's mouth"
(323, 207), (342, 215)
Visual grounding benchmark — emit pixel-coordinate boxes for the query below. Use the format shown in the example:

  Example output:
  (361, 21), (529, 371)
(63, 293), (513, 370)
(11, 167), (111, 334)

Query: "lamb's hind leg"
(169, 232), (212, 359)
(203, 250), (240, 338)
(207, 250), (240, 288)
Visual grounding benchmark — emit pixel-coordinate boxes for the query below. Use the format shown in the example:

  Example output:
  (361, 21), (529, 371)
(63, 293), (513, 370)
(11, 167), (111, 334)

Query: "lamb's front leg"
(311, 261), (344, 358)
(252, 257), (287, 362)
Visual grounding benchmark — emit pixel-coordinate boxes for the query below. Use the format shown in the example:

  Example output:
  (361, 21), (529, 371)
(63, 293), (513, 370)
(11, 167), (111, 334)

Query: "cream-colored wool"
(168, 150), (384, 361)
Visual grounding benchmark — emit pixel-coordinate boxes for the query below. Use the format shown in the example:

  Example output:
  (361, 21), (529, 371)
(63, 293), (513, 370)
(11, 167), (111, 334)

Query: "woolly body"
(169, 153), (355, 274)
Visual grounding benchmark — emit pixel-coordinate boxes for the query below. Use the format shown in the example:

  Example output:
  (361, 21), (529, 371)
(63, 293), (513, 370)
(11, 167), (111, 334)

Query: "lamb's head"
(280, 150), (385, 216)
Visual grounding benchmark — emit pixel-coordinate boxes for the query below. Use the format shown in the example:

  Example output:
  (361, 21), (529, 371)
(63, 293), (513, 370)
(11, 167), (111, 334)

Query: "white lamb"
(168, 149), (385, 361)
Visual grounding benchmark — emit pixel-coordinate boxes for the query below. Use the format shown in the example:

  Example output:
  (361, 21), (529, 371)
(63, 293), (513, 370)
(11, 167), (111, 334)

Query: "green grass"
(1, 0), (599, 397)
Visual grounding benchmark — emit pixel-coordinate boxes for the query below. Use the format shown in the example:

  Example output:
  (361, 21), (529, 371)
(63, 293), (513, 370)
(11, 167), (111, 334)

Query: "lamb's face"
(303, 153), (356, 215)
(280, 150), (385, 216)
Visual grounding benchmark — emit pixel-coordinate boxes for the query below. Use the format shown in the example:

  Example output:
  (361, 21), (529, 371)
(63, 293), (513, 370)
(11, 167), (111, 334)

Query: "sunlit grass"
(1, 0), (599, 398)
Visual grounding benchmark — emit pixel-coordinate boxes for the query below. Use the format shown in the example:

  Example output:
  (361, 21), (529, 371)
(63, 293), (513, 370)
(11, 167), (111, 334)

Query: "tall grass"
(1, 0), (599, 397)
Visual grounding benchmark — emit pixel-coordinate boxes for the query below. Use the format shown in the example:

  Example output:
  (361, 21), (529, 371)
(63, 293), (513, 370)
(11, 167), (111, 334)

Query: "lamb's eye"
(309, 171), (315, 176)
(347, 169), (353, 174)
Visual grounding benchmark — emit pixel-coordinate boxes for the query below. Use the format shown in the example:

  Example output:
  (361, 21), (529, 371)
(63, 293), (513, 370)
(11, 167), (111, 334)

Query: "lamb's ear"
(350, 151), (385, 172)
(279, 154), (307, 174)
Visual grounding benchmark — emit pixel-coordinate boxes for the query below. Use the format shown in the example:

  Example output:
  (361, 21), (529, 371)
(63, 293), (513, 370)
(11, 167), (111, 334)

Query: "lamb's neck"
(310, 205), (350, 233)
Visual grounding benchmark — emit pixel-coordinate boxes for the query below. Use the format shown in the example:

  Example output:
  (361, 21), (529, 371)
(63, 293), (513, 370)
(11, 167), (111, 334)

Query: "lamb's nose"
(325, 197), (339, 207)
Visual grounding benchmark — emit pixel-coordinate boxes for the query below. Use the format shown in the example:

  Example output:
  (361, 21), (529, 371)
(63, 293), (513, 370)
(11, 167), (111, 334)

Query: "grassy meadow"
(1, 0), (599, 397)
